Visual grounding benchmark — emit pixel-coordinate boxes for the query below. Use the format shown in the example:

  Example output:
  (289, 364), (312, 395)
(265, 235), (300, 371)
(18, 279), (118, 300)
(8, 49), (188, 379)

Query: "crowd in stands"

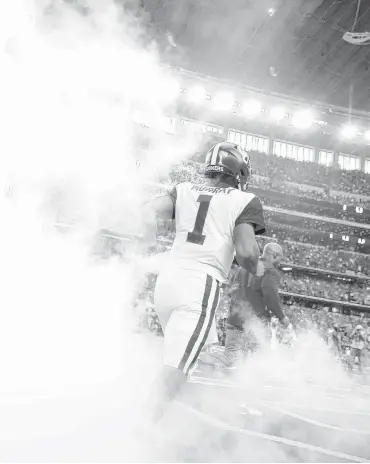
(264, 211), (368, 238)
(258, 194), (369, 225)
(257, 235), (370, 276)
(248, 151), (370, 198)
(281, 274), (370, 305)
(252, 175), (370, 208)
(252, 177), (328, 200)
(156, 220), (370, 277)
(267, 222), (368, 253)
(168, 156), (370, 208)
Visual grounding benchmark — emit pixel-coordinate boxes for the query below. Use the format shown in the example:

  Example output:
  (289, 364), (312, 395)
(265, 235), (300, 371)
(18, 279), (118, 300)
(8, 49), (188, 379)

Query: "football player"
(142, 142), (266, 421)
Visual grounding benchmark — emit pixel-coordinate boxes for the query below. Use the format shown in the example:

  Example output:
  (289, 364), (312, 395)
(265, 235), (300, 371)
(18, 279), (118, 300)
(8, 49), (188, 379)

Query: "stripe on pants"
(185, 281), (220, 375)
(178, 275), (214, 372)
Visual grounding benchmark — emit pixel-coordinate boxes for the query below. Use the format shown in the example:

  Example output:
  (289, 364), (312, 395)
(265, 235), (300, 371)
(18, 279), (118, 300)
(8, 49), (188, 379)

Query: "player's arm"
(141, 187), (176, 248)
(234, 224), (260, 274)
(233, 196), (266, 275)
(145, 185), (176, 220)
(261, 273), (290, 327)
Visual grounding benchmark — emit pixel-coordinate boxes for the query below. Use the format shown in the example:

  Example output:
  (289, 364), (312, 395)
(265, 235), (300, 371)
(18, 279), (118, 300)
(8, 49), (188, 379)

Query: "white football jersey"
(167, 182), (265, 283)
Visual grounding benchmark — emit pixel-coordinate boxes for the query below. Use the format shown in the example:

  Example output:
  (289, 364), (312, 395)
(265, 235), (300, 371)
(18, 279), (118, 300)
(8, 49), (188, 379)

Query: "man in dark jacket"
(209, 242), (294, 367)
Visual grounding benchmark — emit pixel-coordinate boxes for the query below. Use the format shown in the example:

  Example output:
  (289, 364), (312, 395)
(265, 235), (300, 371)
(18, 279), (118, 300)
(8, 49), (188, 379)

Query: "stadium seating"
(257, 235), (370, 277)
(248, 151), (370, 199)
(171, 156), (370, 207)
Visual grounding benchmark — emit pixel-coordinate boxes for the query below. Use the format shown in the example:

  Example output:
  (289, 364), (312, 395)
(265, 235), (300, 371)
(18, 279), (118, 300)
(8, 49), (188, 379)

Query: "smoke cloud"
(0, 0), (197, 460)
(0, 1), (368, 462)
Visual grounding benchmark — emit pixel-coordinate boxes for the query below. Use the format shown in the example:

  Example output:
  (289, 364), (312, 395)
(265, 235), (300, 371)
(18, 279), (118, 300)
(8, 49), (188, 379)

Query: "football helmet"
(204, 142), (252, 191)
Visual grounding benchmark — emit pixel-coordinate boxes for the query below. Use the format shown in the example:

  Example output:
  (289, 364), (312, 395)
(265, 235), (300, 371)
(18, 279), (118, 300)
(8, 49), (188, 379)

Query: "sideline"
(191, 374), (370, 397)
(264, 404), (370, 435)
(189, 376), (370, 417)
(175, 400), (369, 463)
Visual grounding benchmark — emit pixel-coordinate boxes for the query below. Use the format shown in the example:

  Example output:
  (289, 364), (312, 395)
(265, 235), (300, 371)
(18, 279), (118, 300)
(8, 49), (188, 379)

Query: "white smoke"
(0, 0), (199, 459)
(1, 1), (368, 462)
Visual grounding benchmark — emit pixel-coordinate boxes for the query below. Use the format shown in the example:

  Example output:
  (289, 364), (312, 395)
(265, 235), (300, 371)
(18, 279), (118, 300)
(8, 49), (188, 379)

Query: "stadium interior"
(117, 1), (370, 459)
(3, 0), (370, 462)
(125, 0), (370, 376)
(129, 70), (370, 376)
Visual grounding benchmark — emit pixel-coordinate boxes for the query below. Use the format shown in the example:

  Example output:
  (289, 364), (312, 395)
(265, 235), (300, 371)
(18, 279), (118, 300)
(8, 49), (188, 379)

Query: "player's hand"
(255, 259), (265, 277)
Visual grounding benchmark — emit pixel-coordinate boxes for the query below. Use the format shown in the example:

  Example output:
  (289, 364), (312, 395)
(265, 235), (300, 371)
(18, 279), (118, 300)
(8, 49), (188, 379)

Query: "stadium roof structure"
(142, 0), (370, 115)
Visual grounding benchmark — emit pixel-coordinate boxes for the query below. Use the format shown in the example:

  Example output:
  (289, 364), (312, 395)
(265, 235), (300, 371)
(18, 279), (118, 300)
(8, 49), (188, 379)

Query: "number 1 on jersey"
(187, 194), (213, 245)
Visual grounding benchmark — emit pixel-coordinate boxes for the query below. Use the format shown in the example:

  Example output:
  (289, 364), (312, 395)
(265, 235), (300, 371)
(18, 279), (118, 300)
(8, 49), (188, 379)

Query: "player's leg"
(150, 272), (220, 422)
(202, 301), (248, 368)
(148, 365), (188, 422)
